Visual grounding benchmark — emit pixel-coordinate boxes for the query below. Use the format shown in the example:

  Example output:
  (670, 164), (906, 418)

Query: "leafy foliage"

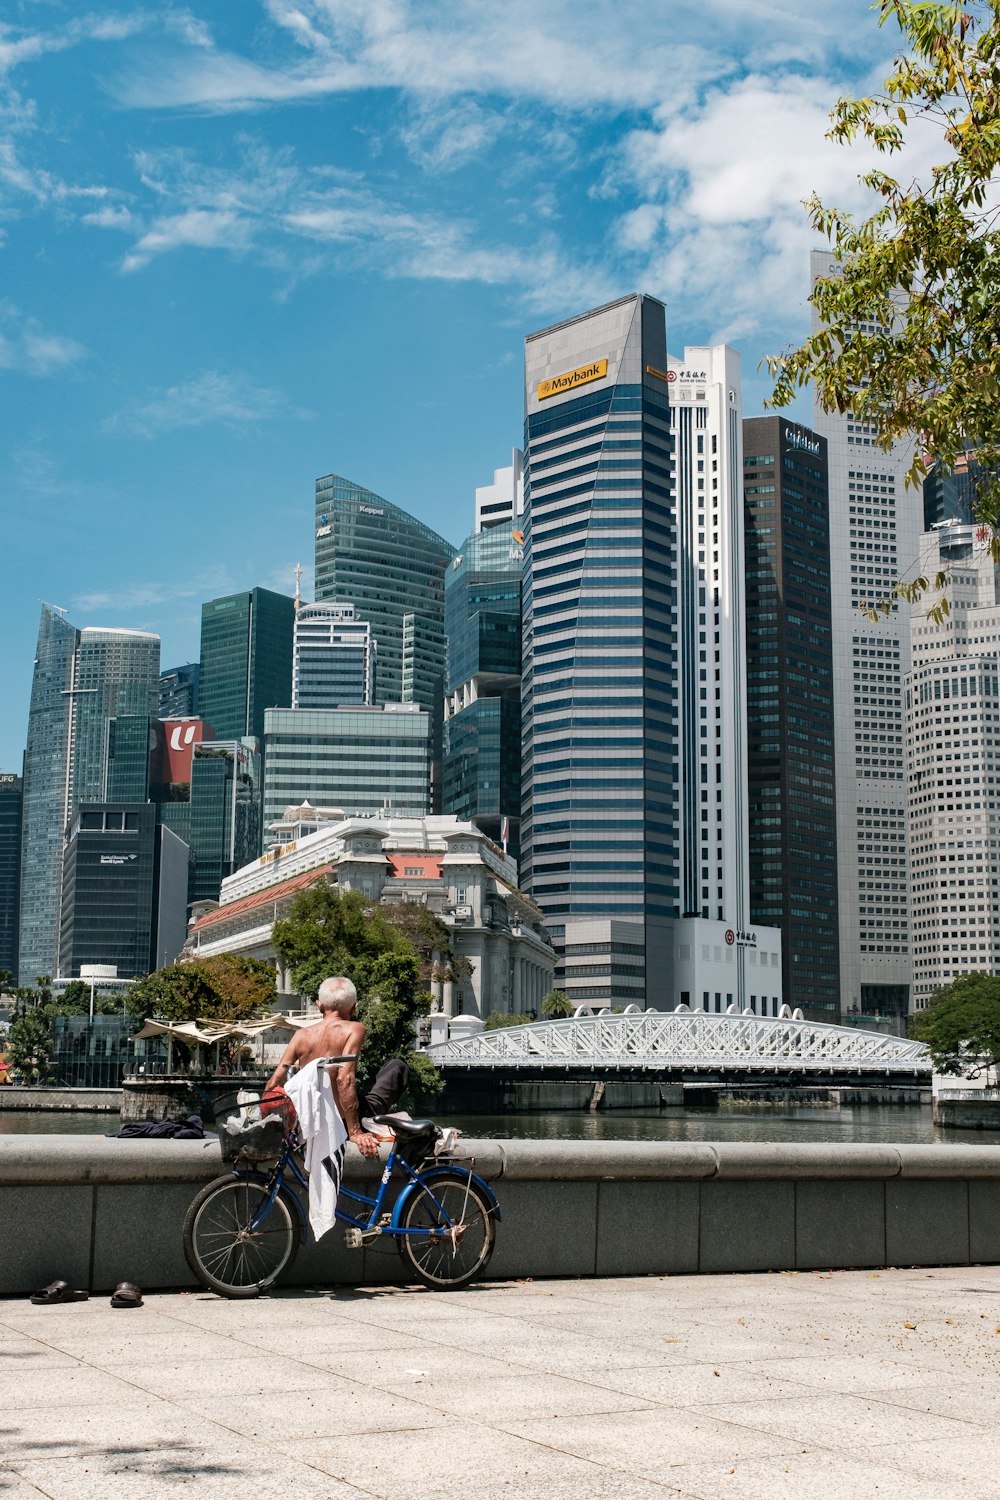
(5, 1008), (54, 1083)
(541, 989), (574, 1018)
(766, 1), (1000, 614)
(483, 1011), (538, 1030)
(126, 955), (277, 1026)
(273, 885), (441, 1104)
(908, 971), (1000, 1075)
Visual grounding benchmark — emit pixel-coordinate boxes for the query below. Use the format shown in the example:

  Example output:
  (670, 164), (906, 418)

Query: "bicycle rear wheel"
(396, 1171), (496, 1290)
(183, 1176), (299, 1298)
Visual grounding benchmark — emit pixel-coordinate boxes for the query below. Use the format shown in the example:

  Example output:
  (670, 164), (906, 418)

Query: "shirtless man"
(264, 976), (407, 1159)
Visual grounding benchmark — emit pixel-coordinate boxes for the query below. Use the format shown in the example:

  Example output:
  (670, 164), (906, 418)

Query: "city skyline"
(0, 0), (913, 772)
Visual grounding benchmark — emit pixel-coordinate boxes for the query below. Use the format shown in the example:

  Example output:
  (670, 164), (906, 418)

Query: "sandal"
(30, 1280), (89, 1305)
(110, 1282), (143, 1309)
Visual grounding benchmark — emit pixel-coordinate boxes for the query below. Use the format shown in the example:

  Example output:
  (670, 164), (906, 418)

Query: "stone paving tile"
(300, 1422), (689, 1500)
(593, 1357), (814, 1407)
(501, 1405), (803, 1478)
(708, 1390), (983, 1451)
(100, 1352), (353, 1399)
(732, 1351), (959, 1394)
(671, 1449), (986, 1500)
(184, 1384), (448, 1443)
(862, 1434), (1000, 1487)
(850, 1376), (1000, 1425)
(9, 1452), (363, 1500)
(0, 1402), (219, 1466)
(0, 1365), (161, 1410)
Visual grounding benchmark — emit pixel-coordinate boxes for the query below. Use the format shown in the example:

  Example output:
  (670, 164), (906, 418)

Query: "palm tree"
(541, 989), (574, 1019)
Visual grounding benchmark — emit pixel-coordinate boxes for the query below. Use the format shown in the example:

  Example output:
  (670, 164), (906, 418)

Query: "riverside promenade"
(2, 1266), (1000, 1499)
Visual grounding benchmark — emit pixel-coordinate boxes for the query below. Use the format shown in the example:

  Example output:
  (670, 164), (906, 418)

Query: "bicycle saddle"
(372, 1115), (437, 1138)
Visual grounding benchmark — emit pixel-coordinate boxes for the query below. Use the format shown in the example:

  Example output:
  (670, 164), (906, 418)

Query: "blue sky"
(0, 0), (904, 770)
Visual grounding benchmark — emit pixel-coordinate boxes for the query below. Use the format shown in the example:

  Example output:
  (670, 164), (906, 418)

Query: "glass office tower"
(314, 475), (455, 707)
(18, 608), (160, 982)
(0, 773), (22, 978)
(262, 704), (432, 843)
(159, 663), (199, 719)
(743, 415), (840, 1020)
(293, 603), (376, 708)
(443, 525), (523, 859)
(521, 295), (679, 994)
(199, 588), (295, 745)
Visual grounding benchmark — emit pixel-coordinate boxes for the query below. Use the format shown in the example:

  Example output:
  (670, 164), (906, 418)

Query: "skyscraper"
(292, 602), (376, 708)
(159, 663), (199, 719)
(443, 521), (523, 859)
(907, 522), (1000, 1008)
(809, 248), (921, 1022)
(520, 294), (678, 1005)
(475, 450), (525, 533)
(0, 772), (22, 979)
(743, 415), (840, 1020)
(18, 607), (160, 982)
(313, 475), (455, 706)
(199, 588), (295, 745)
(262, 704), (432, 842)
(521, 296), (779, 1012)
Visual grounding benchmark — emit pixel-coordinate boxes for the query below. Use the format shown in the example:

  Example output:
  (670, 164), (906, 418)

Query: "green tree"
(767, 0), (1000, 612)
(6, 1008), (54, 1083)
(483, 1011), (538, 1030)
(273, 886), (441, 1104)
(541, 989), (574, 1018)
(127, 954), (277, 1027)
(908, 972), (1000, 1076)
(0, 968), (13, 994)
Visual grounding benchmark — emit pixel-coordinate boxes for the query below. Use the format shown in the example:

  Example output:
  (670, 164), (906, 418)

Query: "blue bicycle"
(183, 1066), (500, 1297)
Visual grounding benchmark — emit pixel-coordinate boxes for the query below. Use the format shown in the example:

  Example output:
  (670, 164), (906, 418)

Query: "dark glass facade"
(314, 476), (455, 707)
(199, 588), (294, 744)
(262, 706), (432, 839)
(19, 606), (79, 982)
(159, 663), (199, 719)
(50, 1015), (134, 1088)
(58, 803), (188, 979)
(158, 741), (258, 904)
(105, 716), (153, 802)
(0, 773), (22, 978)
(443, 526), (523, 858)
(743, 415), (840, 1019)
(71, 629), (159, 805)
(521, 295), (679, 983)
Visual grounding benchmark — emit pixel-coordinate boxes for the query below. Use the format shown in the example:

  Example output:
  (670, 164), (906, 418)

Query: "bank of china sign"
(537, 359), (608, 401)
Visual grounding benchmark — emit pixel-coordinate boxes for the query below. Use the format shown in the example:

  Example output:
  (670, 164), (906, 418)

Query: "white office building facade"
(907, 523), (1000, 1007)
(809, 249), (920, 1021)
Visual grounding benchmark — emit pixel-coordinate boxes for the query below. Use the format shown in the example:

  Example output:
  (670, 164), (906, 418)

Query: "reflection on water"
(5, 1102), (1000, 1146)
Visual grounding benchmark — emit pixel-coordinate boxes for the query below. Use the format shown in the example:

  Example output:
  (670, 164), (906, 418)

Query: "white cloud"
(71, 566), (236, 616)
(105, 370), (307, 437)
(0, 305), (86, 376)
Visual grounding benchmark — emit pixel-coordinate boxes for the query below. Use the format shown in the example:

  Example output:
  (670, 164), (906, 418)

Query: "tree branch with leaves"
(767, 0), (1000, 615)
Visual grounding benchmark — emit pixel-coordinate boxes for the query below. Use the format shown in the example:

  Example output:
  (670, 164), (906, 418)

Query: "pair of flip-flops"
(30, 1279), (143, 1308)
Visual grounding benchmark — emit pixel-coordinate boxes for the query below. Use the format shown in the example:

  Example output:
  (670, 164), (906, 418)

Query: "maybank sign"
(537, 359), (608, 401)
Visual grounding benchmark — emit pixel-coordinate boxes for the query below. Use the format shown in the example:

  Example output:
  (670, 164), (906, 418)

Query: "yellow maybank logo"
(537, 359), (608, 401)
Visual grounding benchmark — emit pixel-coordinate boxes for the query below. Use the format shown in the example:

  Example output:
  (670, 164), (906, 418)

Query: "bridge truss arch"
(424, 1009), (930, 1080)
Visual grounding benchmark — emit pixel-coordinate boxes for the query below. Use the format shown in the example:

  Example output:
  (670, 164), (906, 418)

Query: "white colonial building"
(185, 803), (555, 1019)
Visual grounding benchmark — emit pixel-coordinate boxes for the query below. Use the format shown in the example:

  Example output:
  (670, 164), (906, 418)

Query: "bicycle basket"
(217, 1091), (287, 1163)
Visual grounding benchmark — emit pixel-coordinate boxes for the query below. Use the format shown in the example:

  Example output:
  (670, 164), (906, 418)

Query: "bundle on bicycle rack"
(216, 1089), (290, 1164)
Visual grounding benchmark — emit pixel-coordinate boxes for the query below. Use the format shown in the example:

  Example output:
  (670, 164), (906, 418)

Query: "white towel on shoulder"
(284, 1058), (348, 1241)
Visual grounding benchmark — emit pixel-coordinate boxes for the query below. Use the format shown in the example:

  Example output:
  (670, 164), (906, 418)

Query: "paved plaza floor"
(1, 1265), (1000, 1499)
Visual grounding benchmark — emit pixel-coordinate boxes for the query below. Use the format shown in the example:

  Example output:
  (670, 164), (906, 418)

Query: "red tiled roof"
(193, 864), (334, 930)
(387, 855), (442, 878)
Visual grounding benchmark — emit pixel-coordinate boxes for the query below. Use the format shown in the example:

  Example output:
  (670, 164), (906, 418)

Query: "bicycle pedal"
(344, 1228), (364, 1250)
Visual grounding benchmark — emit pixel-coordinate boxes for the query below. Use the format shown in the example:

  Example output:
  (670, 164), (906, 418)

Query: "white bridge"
(425, 1007), (930, 1081)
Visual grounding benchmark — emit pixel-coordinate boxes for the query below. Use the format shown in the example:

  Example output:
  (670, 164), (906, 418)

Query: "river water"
(4, 1102), (1000, 1145)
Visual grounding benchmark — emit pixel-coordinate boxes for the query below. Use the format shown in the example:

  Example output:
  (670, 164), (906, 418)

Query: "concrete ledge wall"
(3, 1137), (1000, 1296)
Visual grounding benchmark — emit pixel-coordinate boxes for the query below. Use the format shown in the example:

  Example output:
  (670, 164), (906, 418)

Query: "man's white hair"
(317, 976), (358, 1013)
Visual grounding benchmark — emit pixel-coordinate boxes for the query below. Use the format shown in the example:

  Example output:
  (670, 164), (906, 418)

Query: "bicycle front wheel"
(396, 1170), (496, 1290)
(183, 1176), (299, 1298)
